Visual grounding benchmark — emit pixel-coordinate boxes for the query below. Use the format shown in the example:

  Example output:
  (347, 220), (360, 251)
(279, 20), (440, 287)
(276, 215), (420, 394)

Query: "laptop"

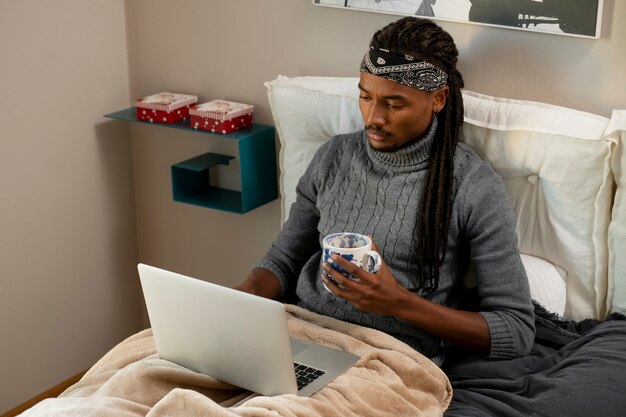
(137, 263), (360, 397)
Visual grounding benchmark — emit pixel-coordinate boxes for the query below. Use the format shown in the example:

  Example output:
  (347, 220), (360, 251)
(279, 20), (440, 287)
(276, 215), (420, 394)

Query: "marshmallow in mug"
(322, 232), (382, 292)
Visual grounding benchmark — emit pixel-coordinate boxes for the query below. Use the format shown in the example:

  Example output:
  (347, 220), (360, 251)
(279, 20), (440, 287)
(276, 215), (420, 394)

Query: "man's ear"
(433, 86), (449, 113)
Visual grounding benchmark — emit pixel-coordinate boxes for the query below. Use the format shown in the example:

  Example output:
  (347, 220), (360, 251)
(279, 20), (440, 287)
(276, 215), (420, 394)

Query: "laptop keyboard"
(293, 362), (325, 390)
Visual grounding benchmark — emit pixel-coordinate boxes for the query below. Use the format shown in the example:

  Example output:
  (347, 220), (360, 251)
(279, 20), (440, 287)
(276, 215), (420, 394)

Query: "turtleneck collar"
(365, 117), (438, 173)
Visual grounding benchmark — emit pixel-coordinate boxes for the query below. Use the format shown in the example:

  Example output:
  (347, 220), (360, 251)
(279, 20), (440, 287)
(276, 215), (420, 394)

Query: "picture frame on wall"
(313, 0), (604, 39)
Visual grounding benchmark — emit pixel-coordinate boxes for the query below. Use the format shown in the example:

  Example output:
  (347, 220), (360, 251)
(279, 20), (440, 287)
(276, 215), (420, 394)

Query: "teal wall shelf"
(105, 107), (278, 214)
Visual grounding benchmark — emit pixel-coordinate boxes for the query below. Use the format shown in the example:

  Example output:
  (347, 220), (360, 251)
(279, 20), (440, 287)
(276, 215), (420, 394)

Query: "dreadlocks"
(370, 17), (465, 291)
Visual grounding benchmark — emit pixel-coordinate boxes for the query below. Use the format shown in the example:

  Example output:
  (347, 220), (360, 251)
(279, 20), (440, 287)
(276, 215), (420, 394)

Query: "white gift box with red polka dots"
(135, 92), (198, 124)
(190, 100), (254, 134)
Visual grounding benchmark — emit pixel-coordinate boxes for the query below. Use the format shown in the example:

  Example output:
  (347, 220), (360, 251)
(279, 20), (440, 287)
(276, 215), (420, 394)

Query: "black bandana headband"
(360, 48), (448, 92)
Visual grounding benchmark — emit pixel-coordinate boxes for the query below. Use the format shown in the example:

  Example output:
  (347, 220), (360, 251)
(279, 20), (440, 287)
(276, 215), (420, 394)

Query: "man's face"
(358, 72), (448, 152)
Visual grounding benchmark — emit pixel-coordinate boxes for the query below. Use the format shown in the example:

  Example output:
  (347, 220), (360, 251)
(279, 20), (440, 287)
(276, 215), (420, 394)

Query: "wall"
(125, 0), (625, 294)
(0, 1), (142, 413)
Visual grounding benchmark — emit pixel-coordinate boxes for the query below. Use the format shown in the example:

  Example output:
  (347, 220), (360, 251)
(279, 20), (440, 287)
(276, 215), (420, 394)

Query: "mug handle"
(362, 250), (382, 273)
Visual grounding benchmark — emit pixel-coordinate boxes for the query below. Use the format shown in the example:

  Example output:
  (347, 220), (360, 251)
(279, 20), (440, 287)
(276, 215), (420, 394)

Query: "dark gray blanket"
(443, 303), (626, 417)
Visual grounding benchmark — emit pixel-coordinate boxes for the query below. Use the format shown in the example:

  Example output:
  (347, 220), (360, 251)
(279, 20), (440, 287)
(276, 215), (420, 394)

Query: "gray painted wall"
(0, 0), (141, 413)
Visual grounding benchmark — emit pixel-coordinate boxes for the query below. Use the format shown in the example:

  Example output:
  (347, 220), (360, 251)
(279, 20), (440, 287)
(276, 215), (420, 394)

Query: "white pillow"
(265, 76), (362, 223)
(461, 91), (612, 320)
(521, 254), (567, 317)
(604, 110), (626, 315)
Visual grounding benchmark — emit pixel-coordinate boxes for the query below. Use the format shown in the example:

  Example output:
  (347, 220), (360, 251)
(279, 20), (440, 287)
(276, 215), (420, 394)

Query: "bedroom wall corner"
(0, 1), (142, 413)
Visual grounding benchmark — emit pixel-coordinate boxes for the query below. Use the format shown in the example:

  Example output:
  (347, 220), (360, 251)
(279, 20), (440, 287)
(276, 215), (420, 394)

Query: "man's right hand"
(234, 267), (282, 300)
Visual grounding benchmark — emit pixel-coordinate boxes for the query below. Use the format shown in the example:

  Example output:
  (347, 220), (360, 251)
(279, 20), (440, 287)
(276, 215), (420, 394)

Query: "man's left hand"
(322, 240), (409, 316)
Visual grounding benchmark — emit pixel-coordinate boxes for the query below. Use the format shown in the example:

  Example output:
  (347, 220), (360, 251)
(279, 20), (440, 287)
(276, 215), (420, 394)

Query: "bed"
(21, 76), (626, 416)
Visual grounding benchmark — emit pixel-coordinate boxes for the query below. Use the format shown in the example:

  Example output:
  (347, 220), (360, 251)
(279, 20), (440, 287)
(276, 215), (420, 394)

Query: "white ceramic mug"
(321, 232), (382, 292)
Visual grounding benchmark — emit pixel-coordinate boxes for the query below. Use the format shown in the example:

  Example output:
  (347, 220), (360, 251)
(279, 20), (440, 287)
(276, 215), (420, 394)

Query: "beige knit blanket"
(21, 305), (452, 417)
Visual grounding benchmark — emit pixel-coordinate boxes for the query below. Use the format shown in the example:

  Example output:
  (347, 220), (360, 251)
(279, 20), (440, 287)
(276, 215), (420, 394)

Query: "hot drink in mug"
(322, 232), (382, 292)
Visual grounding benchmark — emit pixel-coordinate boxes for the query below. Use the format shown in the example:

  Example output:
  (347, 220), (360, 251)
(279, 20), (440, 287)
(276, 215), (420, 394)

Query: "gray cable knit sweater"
(257, 122), (535, 365)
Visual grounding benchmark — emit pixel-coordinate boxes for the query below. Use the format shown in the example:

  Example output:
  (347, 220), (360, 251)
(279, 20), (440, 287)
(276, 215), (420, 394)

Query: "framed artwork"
(313, 0), (604, 39)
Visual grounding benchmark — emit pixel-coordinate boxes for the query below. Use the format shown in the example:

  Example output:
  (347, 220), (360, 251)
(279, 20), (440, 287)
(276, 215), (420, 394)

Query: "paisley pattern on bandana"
(360, 48), (448, 92)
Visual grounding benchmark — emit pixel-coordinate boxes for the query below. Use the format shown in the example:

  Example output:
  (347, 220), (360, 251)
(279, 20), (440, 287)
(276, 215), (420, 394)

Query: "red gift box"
(135, 92), (198, 124)
(190, 100), (254, 134)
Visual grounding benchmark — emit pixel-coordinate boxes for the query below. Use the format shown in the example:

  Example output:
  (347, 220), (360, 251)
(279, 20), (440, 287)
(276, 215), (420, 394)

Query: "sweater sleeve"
(254, 140), (332, 298)
(461, 162), (536, 359)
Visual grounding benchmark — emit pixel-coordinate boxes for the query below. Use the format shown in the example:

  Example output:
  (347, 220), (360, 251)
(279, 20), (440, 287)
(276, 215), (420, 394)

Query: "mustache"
(365, 125), (391, 137)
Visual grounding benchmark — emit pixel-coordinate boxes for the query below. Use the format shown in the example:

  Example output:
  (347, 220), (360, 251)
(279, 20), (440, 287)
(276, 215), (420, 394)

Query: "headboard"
(265, 75), (625, 321)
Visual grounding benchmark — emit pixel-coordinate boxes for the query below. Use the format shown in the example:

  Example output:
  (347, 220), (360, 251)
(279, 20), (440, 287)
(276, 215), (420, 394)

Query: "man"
(236, 17), (534, 365)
